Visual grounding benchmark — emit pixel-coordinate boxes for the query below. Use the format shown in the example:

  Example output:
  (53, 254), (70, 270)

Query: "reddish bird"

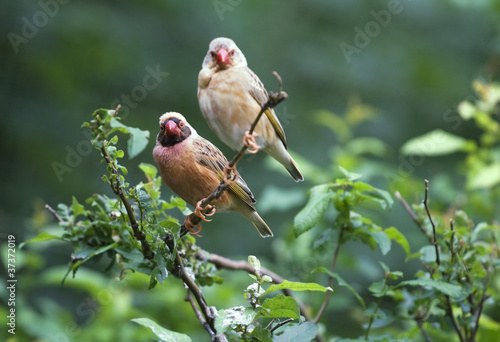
(198, 37), (303, 182)
(152, 112), (273, 238)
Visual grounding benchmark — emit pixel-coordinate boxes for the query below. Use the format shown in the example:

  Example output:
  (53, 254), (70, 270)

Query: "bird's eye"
(210, 51), (217, 58)
(179, 121), (184, 128)
(229, 49), (235, 56)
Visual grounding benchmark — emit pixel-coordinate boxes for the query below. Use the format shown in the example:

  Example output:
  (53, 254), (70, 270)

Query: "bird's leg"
(243, 131), (260, 154)
(183, 214), (203, 237)
(195, 200), (216, 222)
(223, 162), (239, 186)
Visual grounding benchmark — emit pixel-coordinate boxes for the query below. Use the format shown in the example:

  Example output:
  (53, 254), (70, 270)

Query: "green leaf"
(294, 184), (332, 237)
(259, 294), (300, 319)
(131, 318), (191, 342)
(71, 196), (85, 217)
(273, 321), (318, 342)
(248, 255), (261, 273)
(467, 162), (500, 189)
(263, 280), (332, 296)
(338, 165), (362, 181)
(110, 118), (150, 158)
(313, 267), (365, 309)
(250, 326), (272, 342)
(139, 162), (158, 180)
(215, 306), (256, 334)
(20, 231), (63, 248)
(398, 279), (466, 299)
(367, 230), (391, 255)
(384, 227), (411, 257)
(401, 129), (467, 156)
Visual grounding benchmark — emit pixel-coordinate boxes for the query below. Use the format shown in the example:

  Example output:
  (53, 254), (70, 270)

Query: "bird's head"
(202, 37), (247, 70)
(157, 112), (196, 147)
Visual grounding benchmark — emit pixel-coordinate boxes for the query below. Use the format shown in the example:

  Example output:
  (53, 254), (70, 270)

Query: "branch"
(195, 250), (313, 323)
(100, 143), (153, 259)
(165, 236), (225, 341)
(180, 72), (288, 235)
(45, 204), (63, 223)
(423, 180), (440, 265)
(395, 191), (433, 243)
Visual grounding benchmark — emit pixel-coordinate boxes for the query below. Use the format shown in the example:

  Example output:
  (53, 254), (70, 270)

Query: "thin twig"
(180, 72), (287, 235)
(395, 191), (433, 242)
(445, 295), (465, 342)
(269, 318), (294, 333)
(186, 291), (213, 337)
(45, 204), (63, 223)
(416, 318), (433, 342)
(313, 227), (344, 323)
(423, 180), (440, 265)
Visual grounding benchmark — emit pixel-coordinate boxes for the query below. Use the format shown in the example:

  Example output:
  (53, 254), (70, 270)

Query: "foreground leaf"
(274, 321), (318, 342)
(263, 280), (332, 296)
(131, 317), (191, 342)
(294, 184), (332, 237)
(259, 294), (300, 319)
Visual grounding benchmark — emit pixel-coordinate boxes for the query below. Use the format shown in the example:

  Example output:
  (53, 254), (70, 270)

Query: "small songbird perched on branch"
(198, 37), (304, 182)
(152, 112), (273, 238)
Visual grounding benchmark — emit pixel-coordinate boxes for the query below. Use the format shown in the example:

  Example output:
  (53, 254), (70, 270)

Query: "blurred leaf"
(367, 230), (391, 255)
(20, 232), (63, 248)
(258, 185), (306, 214)
(467, 162), (500, 189)
(346, 137), (388, 157)
(248, 255), (261, 273)
(398, 279), (466, 299)
(259, 294), (300, 319)
(273, 321), (318, 342)
(294, 184), (332, 237)
(401, 129), (467, 156)
(263, 280), (332, 296)
(314, 267), (365, 309)
(339, 165), (362, 181)
(384, 227), (411, 257)
(131, 317), (191, 342)
(458, 100), (477, 120)
(315, 110), (351, 142)
(139, 162), (158, 180)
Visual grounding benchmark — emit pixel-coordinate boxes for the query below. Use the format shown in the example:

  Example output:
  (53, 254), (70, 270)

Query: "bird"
(198, 37), (304, 182)
(152, 112), (273, 238)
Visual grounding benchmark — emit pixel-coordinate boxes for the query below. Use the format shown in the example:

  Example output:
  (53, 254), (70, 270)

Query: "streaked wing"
(245, 67), (287, 148)
(194, 138), (256, 208)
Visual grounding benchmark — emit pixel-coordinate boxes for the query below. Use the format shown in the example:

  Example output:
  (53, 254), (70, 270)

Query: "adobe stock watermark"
(339, 0), (410, 64)
(51, 64), (168, 182)
(213, 0), (242, 21)
(7, 0), (71, 54)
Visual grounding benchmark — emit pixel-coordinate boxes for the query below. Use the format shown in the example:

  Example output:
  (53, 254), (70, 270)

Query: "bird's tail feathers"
(250, 212), (273, 238)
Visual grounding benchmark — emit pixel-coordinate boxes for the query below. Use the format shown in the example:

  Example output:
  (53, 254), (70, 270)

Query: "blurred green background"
(1, 0), (499, 341)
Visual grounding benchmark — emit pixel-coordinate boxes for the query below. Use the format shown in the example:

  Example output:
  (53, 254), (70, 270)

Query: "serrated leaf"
(294, 184), (331, 237)
(398, 279), (466, 299)
(401, 129), (467, 156)
(313, 267), (365, 309)
(131, 318), (191, 342)
(273, 321), (318, 342)
(20, 232), (63, 248)
(259, 294), (300, 319)
(263, 280), (332, 296)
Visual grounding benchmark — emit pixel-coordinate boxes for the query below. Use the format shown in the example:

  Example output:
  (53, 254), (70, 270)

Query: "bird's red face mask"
(163, 120), (181, 136)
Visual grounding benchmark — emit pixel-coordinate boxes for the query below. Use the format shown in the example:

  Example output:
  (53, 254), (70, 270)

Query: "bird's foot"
(183, 214), (203, 237)
(195, 200), (216, 222)
(243, 131), (260, 154)
(223, 163), (239, 186)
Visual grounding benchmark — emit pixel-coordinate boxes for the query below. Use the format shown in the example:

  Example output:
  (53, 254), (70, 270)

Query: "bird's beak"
(164, 120), (180, 136)
(216, 48), (230, 64)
